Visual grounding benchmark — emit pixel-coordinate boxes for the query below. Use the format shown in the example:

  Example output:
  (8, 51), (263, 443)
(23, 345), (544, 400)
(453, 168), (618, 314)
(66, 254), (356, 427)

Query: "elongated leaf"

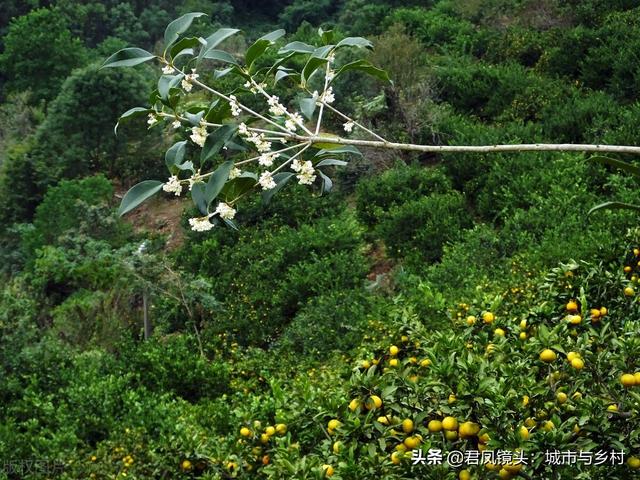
(165, 140), (187, 170)
(336, 36), (373, 49)
(205, 160), (235, 205)
(317, 145), (362, 156)
(318, 170), (333, 194)
(201, 49), (239, 65)
(164, 12), (207, 52)
(204, 28), (240, 49)
(299, 96), (317, 120)
(246, 29), (285, 69)
(191, 182), (208, 214)
(158, 73), (184, 99)
(313, 45), (334, 59)
(114, 107), (149, 135)
(223, 218), (239, 230)
(201, 124), (236, 164)
(316, 159), (348, 167)
(262, 172), (294, 204)
(591, 156), (640, 178)
(588, 201), (640, 216)
(102, 48), (155, 68)
(278, 41), (315, 54)
(336, 59), (391, 84)
(184, 110), (205, 126)
(302, 56), (328, 85)
(220, 172), (258, 202)
(118, 180), (164, 216)
(169, 37), (200, 59)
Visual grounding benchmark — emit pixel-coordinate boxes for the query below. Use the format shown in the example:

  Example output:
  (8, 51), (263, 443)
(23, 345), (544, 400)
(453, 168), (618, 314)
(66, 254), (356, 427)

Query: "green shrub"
(377, 191), (472, 266)
(355, 163), (452, 227)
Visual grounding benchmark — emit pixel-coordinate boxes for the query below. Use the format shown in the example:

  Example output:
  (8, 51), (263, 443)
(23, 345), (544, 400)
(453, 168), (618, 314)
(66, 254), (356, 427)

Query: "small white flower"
(259, 171), (276, 190)
(285, 112), (304, 132)
(238, 122), (248, 135)
(291, 159), (316, 185)
(229, 167), (242, 179)
(172, 119), (181, 129)
(343, 121), (355, 133)
(162, 64), (175, 74)
(188, 171), (202, 191)
(326, 69), (335, 82)
(229, 95), (242, 116)
(162, 175), (183, 196)
(189, 216), (214, 232)
(267, 95), (286, 116)
(147, 113), (158, 126)
(182, 69), (199, 92)
(321, 87), (335, 104)
(190, 125), (208, 147)
(327, 53), (336, 64)
(256, 140), (272, 153)
(214, 202), (236, 220)
(259, 152), (280, 167)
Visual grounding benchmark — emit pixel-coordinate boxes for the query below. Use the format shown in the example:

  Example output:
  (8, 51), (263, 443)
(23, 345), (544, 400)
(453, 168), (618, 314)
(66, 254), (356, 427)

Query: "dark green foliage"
(0, 7), (88, 102)
(377, 191), (473, 266)
(355, 164), (452, 227)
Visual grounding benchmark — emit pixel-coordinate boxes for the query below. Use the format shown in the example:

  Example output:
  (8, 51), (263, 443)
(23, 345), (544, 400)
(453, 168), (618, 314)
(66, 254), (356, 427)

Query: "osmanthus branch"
(104, 14), (640, 226)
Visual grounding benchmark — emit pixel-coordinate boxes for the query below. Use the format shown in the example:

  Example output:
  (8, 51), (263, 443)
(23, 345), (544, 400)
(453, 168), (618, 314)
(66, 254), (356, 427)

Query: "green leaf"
(220, 172), (258, 202)
(114, 107), (149, 135)
(102, 47), (156, 68)
(302, 56), (328, 85)
(588, 201), (640, 216)
(318, 170), (333, 194)
(335, 59), (391, 84)
(158, 73), (184, 99)
(118, 180), (164, 216)
(299, 96), (317, 121)
(201, 124), (236, 165)
(205, 160), (235, 205)
(316, 159), (348, 167)
(246, 29), (285, 70)
(164, 12), (207, 53)
(316, 145), (362, 156)
(184, 110), (205, 126)
(262, 172), (294, 204)
(318, 28), (334, 45)
(204, 28), (240, 49)
(169, 37), (200, 59)
(278, 41), (315, 54)
(191, 182), (208, 214)
(591, 156), (640, 178)
(336, 36), (373, 49)
(165, 140), (188, 171)
(201, 49), (239, 65)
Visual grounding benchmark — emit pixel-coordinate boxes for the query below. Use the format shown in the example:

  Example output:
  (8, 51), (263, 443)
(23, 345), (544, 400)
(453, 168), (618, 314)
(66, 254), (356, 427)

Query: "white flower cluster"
(190, 121), (208, 147)
(189, 216), (214, 232)
(259, 171), (276, 190)
(162, 175), (183, 196)
(181, 69), (199, 92)
(259, 152), (280, 167)
(243, 80), (267, 94)
(172, 119), (181, 129)
(229, 167), (242, 179)
(188, 171), (202, 191)
(285, 112), (304, 132)
(162, 64), (175, 75)
(343, 121), (355, 133)
(147, 113), (158, 126)
(238, 123), (271, 152)
(214, 202), (236, 220)
(267, 95), (286, 117)
(229, 95), (242, 116)
(321, 87), (335, 104)
(291, 158), (316, 185)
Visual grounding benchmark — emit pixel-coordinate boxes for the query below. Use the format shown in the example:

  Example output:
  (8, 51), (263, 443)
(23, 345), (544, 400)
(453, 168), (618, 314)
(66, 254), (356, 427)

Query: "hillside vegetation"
(1, 1), (640, 479)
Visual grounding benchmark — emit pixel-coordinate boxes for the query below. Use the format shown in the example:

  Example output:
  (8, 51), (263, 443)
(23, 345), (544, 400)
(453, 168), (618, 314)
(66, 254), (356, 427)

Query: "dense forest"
(2, 1), (640, 479)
